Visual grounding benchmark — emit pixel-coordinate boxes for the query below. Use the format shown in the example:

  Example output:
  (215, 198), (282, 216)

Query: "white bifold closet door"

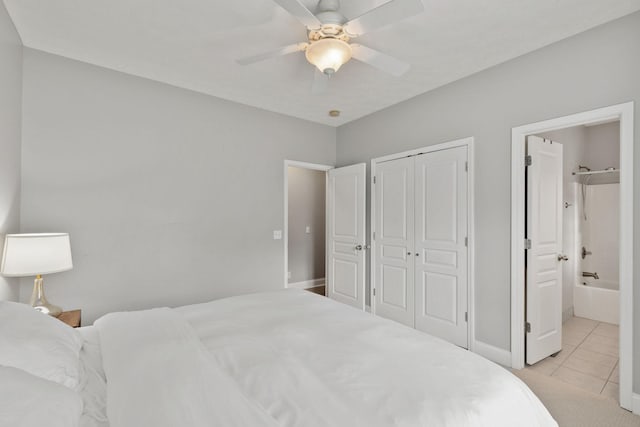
(374, 156), (415, 327)
(414, 146), (468, 348)
(374, 146), (468, 348)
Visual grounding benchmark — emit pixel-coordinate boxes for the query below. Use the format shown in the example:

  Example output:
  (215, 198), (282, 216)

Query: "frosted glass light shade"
(1, 233), (73, 277)
(305, 38), (352, 74)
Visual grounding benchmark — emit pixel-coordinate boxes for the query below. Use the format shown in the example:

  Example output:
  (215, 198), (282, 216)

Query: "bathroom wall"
(584, 122), (620, 173)
(582, 184), (620, 285)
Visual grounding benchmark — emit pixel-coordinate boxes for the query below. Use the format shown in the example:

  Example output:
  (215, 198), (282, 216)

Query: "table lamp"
(0, 233), (73, 317)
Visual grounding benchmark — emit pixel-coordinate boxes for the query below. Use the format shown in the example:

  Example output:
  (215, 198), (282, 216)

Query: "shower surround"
(574, 183), (619, 324)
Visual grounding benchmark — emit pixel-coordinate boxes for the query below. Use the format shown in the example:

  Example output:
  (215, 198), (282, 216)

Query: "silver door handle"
(557, 254), (569, 261)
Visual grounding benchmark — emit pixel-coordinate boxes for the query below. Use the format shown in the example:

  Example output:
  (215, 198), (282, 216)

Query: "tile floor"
(524, 316), (619, 402)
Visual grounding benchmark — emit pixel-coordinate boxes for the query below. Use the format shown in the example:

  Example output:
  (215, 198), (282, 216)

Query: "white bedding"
(96, 307), (280, 427)
(77, 327), (108, 427)
(93, 289), (556, 426)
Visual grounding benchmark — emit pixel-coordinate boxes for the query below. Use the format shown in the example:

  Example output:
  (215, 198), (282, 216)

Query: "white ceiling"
(5, 0), (640, 126)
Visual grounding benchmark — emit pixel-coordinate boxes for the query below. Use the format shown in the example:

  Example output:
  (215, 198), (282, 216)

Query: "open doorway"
(511, 103), (634, 412)
(284, 160), (368, 309)
(524, 121), (621, 400)
(283, 161), (332, 295)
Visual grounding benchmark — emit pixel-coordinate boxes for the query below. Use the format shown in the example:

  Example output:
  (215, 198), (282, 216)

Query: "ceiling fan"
(237, 0), (424, 93)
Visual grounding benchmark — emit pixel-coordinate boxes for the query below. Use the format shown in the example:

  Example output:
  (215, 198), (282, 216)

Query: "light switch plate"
(305, 226), (311, 234)
(273, 230), (282, 240)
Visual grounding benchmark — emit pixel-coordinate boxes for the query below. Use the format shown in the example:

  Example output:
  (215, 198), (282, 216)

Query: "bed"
(1, 289), (557, 427)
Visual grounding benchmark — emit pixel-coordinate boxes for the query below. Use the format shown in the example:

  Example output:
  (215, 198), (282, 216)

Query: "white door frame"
(370, 137), (475, 351)
(283, 160), (333, 289)
(510, 102), (634, 411)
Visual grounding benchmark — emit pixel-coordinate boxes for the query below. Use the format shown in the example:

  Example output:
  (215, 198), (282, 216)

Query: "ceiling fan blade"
(272, 0), (322, 29)
(312, 69), (330, 94)
(351, 44), (410, 77)
(344, 0), (424, 36)
(236, 43), (307, 65)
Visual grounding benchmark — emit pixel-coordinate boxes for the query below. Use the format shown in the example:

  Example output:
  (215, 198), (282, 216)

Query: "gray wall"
(0, 2), (22, 301)
(287, 166), (326, 284)
(20, 49), (335, 323)
(336, 11), (640, 390)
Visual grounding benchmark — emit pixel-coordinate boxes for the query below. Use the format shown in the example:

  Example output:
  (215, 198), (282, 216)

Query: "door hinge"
(372, 288), (376, 296)
(464, 312), (468, 322)
(373, 176), (376, 184)
(464, 236), (468, 247)
(526, 322), (531, 333)
(525, 155), (532, 167)
(524, 239), (532, 250)
(373, 231), (376, 240)
(465, 161), (468, 172)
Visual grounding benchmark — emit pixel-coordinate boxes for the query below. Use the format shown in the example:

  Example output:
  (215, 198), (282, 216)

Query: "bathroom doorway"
(510, 102), (634, 411)
(524, 121), (621, 400)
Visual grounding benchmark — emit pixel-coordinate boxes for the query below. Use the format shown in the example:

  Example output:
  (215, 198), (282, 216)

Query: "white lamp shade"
(1, 233), (73, 277)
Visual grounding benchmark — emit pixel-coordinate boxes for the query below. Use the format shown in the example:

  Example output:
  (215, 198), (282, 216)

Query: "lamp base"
(30, 275), (63, 318)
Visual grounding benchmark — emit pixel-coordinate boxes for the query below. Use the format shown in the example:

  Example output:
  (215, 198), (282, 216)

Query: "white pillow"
(0, 301), (83, 389)
(0, 365), (83, 427)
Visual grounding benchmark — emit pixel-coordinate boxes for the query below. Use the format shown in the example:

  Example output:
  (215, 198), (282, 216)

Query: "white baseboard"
(287, 278), (325, 290)
(472, 340), (512, 367)
(632, 393), (640, 415)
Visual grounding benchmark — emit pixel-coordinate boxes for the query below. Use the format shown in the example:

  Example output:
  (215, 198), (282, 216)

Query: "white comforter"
(95, 289), (557, 427)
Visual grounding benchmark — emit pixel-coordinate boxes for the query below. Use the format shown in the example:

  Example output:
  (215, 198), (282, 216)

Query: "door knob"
(557, 254), (569, 261)
(355, 244), (363, 251)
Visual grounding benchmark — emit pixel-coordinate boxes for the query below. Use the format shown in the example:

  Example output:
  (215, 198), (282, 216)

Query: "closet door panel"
(414, 146), (468, 348)
(374, 156), (414, 327)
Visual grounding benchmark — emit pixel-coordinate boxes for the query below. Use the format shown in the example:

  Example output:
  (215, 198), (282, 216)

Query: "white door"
(526, 135), (563, 365)
(373, 157), (414, 326)
(414, 146), (469, 348)
(327, 164), (367, 310)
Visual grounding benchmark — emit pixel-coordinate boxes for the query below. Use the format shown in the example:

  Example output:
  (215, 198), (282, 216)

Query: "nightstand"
(58, 310), (81, 328)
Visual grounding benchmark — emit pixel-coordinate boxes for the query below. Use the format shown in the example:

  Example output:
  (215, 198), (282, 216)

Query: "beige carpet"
(513, 369), (640, 426)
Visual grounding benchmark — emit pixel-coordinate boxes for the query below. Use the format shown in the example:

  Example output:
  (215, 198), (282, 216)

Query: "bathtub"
(573, 280), (619, 325)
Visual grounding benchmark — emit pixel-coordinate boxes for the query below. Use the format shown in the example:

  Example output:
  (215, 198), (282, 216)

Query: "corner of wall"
(0, 0), (23, 302)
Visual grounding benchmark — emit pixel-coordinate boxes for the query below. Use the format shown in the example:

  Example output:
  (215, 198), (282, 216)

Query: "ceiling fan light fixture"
(305, 38), (352, 75)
